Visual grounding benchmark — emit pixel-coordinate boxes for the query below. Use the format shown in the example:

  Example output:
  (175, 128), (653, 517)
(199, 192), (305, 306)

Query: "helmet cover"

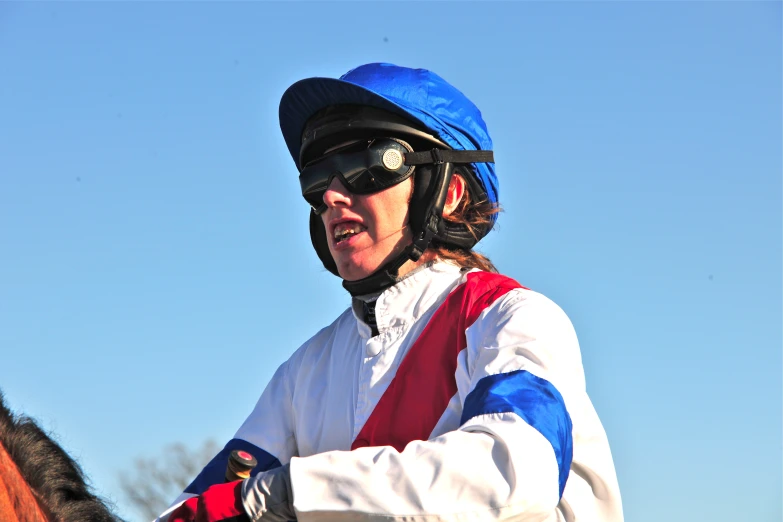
(279, 63), (498, 211)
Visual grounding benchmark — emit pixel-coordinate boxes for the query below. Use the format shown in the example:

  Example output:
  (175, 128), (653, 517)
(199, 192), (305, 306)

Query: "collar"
(350, 261), (467, 338)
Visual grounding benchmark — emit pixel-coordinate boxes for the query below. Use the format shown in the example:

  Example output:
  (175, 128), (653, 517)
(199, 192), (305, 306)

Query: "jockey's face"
(320, 176), (414, 281)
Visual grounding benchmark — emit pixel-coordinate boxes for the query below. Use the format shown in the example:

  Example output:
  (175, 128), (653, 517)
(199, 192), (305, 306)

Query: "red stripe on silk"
(351, 272), (524, 452)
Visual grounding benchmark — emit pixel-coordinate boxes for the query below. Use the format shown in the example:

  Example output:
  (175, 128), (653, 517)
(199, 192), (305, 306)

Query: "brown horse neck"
(0, 440), (48, 522)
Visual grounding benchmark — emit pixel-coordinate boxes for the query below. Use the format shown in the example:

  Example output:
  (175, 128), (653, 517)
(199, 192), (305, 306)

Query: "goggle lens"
(299, 138), (413, 213)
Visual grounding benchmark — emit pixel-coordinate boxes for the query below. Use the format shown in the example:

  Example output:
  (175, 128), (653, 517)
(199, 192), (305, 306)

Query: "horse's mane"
(0, 391), (121, 522)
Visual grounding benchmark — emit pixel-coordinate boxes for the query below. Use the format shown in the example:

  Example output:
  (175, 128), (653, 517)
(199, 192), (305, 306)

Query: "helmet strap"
(409, 161), (452, 261)
(308, 212), (423, 297)
(341, 245), (414, 296)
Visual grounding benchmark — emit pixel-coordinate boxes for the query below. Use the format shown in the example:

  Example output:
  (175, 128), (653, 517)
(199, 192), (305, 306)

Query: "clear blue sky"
(1, 2), (780, 521)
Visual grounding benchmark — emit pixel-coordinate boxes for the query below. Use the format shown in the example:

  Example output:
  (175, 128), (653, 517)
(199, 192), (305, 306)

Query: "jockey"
(160, 63), (624, 522)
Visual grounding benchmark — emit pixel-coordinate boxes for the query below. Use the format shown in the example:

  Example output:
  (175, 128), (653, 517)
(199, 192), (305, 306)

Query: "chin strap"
(342, 245), (414, 296)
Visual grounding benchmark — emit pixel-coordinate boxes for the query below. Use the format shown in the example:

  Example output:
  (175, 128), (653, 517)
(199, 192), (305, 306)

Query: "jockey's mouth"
(333, 222), (368, 244)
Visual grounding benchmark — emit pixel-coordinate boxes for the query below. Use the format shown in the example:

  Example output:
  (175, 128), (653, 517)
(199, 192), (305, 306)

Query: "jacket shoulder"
(460, 271), (527, 310)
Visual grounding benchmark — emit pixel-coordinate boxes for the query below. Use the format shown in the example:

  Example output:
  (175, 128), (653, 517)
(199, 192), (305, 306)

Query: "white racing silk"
(159, 262), (623, 521)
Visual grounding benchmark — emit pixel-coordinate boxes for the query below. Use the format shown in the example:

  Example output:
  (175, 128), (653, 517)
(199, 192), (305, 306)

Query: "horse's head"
(0, 392), (121, 522)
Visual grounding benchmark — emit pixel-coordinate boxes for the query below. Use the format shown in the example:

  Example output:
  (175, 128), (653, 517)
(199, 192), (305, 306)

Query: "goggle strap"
(404, 149), (494, 166)
(410, 213), (440, 261)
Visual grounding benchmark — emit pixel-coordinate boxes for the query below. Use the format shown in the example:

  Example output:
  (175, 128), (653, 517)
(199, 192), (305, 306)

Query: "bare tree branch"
(119, 439), (219, 521)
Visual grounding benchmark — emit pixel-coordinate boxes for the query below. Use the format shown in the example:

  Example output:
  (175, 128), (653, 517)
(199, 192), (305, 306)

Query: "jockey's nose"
(322, 177), (353, 209)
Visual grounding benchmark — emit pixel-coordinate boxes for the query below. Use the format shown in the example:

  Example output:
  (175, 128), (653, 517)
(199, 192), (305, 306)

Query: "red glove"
(168, 480), (249, 522)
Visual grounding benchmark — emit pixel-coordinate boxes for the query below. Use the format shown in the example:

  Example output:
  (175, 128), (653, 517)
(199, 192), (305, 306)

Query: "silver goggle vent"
(382, 148), (404, 170)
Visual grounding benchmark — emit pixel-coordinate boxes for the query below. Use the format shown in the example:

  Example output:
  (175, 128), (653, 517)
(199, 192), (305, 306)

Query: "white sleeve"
(287, 289), (608, 521)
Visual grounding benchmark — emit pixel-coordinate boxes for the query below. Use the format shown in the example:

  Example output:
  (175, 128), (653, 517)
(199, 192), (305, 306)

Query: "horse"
(0, 390), (122, 522)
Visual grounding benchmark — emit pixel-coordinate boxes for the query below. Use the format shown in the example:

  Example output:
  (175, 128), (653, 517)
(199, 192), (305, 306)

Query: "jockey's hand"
(164, 464), (294, 522)
(167, 480), (249, 522)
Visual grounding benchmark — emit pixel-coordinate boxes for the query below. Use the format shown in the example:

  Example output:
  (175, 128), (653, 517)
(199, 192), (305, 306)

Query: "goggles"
(299, 138), (414, 214)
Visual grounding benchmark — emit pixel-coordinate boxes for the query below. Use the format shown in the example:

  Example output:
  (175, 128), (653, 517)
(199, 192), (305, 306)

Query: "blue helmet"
(280, 63), (498, 210)
(279, 63), (497, 294)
